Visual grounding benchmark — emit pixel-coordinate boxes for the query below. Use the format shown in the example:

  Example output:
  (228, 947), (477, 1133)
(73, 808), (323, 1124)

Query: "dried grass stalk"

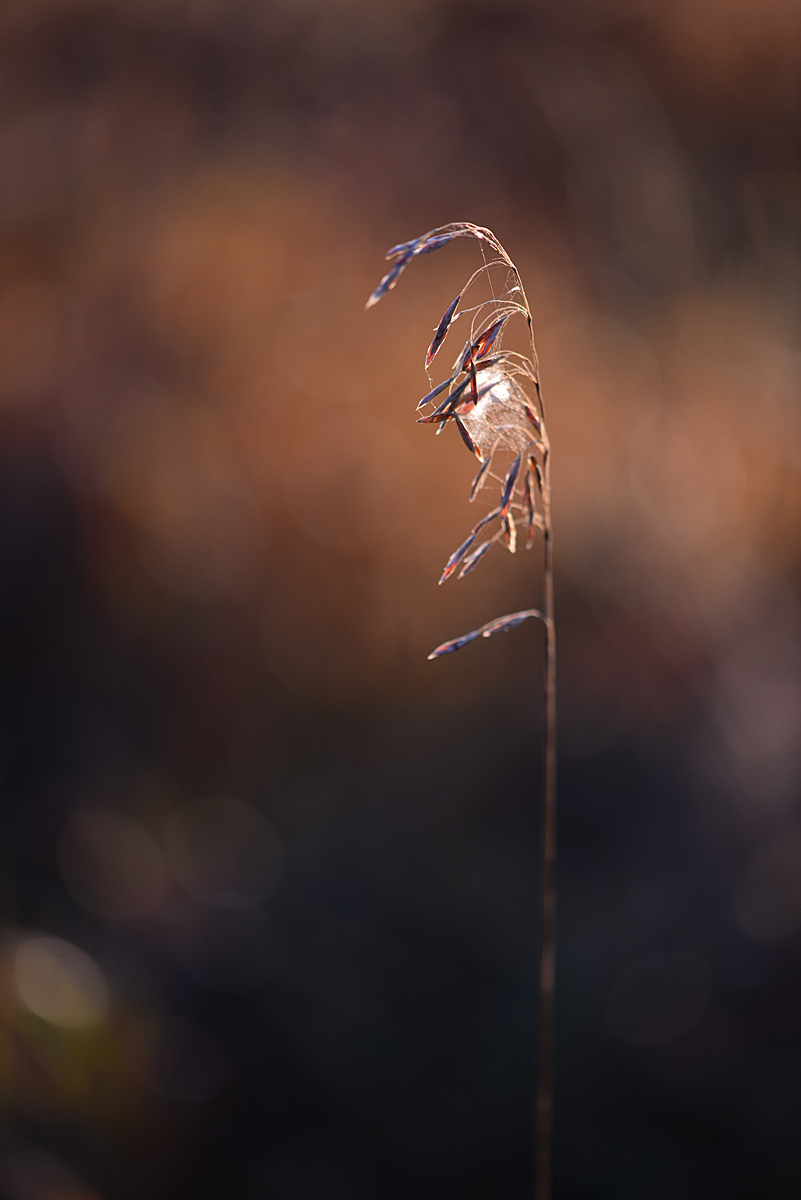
(367, 223), (557, 1200)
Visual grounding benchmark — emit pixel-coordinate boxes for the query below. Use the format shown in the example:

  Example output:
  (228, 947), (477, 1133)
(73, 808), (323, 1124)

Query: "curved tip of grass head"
(427, 609), (546, 659)
(365, 230), (461, 309)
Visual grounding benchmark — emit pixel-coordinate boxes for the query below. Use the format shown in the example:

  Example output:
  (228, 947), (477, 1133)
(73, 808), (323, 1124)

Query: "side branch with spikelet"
(366, 222), (557, 1200)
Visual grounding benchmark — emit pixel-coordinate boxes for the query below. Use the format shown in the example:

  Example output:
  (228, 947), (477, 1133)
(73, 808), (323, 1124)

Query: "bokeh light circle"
(15, 935), (109, 1028)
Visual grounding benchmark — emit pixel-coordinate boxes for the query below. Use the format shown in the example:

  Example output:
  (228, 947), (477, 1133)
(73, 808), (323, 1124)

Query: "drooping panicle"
(365, 220), (550, 630)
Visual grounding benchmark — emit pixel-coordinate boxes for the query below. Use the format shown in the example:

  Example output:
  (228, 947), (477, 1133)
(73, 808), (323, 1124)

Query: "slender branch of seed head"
(427, 607), (547, 658)
(457, 530), (503, 578)
(438, 505), (502, 584)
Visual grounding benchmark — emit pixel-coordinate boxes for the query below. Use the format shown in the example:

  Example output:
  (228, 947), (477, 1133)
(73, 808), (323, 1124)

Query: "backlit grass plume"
(367, 223), (557, 1200)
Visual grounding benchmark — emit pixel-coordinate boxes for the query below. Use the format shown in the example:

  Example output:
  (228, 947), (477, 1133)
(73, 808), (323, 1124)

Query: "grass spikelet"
(426, 292), (462, 366)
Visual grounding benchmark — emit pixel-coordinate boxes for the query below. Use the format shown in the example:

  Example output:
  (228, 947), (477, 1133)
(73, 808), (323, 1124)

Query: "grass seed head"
(366, 222), (551, 653)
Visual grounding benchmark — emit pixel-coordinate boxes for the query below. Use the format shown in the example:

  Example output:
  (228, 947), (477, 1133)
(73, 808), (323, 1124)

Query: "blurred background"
(0, 1), (799, 1197)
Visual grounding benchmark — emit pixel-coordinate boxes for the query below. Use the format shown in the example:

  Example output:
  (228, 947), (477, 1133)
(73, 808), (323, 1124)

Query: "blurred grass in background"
(0, 2), (798, 1198)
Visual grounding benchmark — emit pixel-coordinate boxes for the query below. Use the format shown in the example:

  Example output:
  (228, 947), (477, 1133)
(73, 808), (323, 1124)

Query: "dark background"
(0, 2), (799, 1197)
